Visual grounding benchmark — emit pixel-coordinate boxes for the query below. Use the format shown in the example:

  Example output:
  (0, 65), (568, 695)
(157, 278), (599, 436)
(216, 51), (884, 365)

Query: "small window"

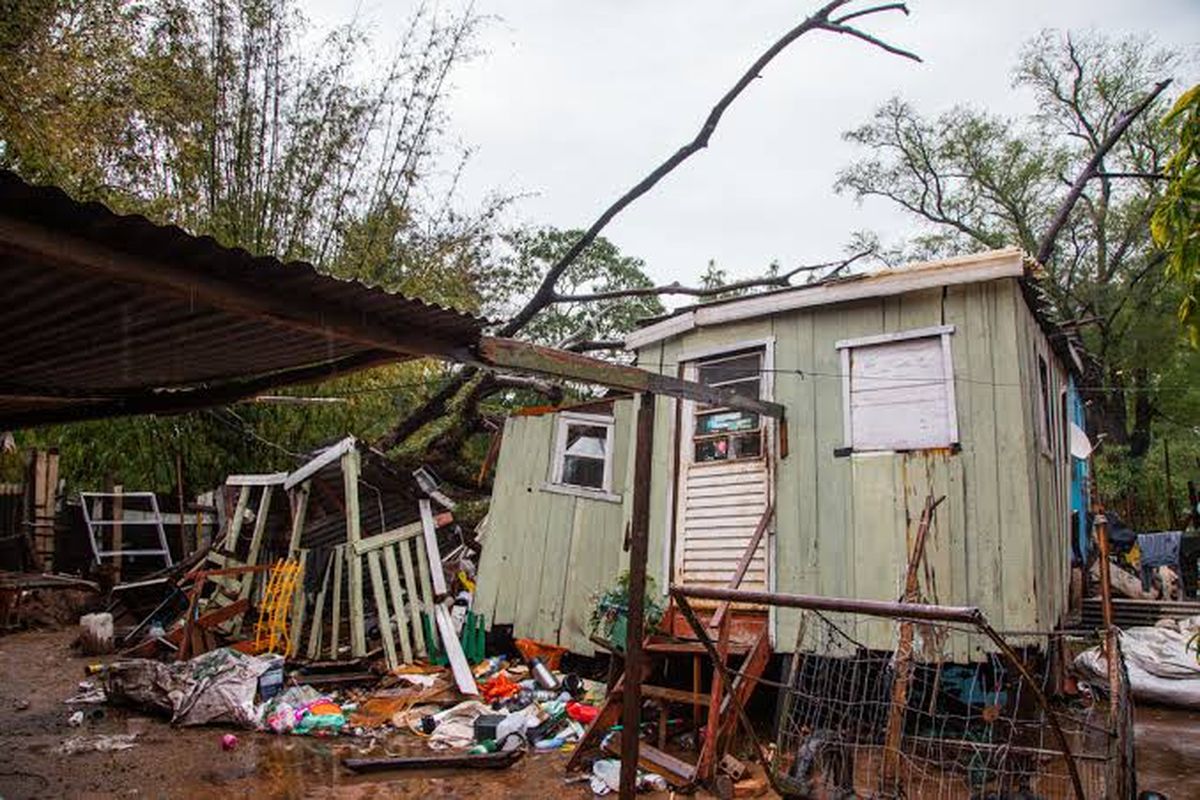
(692, 349), (765, 463)
(837, 326), (958, 452)
(550, 413), (615, 494)
(1037, 355), (1052, 453)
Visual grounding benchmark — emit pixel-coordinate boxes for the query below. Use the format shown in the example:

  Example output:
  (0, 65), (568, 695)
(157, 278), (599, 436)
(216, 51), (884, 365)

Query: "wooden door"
(674, 347), (772, 593)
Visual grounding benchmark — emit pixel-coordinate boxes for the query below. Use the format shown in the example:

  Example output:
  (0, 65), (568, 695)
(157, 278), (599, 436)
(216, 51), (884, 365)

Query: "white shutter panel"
(849, 337), (950, 451)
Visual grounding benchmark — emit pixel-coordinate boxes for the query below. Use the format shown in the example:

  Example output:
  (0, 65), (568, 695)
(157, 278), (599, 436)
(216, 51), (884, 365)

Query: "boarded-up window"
(837, 326), (958, 452)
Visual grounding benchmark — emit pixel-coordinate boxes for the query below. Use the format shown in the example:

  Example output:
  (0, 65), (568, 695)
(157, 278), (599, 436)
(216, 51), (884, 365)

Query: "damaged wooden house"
(476, 247), (1093, 657)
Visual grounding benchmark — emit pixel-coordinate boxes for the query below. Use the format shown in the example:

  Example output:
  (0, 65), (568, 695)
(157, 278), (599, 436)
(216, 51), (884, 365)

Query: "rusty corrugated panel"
(0, 170), (484, 427)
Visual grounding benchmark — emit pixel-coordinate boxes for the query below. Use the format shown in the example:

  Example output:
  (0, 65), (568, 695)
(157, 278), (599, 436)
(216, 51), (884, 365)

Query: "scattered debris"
(1076, 616), (1200, 708)
(57, 733), (138, 755)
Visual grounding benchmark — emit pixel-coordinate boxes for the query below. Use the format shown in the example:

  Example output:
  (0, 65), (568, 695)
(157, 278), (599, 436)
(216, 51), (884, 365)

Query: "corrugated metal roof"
(0, 170), (483, 428)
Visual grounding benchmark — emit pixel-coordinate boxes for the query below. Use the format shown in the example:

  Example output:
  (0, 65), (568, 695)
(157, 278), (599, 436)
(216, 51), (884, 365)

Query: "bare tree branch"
(1035, 79), (1171, 266)
(821, 23), (922, 62)
(832, 3), (909, 25)
(554, 251), (871, 303)
(566, 340), (628, 353)
(497, 0), (918, 337)
(1093, 171), (1166, 180)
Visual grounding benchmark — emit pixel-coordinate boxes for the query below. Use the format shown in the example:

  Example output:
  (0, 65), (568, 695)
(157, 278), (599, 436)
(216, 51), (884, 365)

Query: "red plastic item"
(481, 673), (521, 703)
(566, 701), (599, 724)
(220, 733), (239, 751)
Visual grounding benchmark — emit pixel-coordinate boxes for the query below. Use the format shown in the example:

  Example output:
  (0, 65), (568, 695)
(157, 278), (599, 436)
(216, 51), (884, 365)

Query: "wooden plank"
(234, 485), (273, 634)
(289, 549), (308, 658)
(287, 481), (311, 555)
(418, 499), (447, 596)
(434, 603), (478, 695)
(397, 538), (427, 657)
(383, 545), (414, 664)
(226, 472), (290, 487)
(366, 549), (398, 671)
(307, 553), (333, 659)
(414, 537), (438, 651)
(330, 545), (344, 659)
(225, 486), (250, 555)
(352, 521), (424, 556)
(342, 448), (366, 657)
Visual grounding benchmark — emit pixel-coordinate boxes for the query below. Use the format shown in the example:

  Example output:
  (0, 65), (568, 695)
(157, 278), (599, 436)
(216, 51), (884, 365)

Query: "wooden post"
(1164, 437), (1175, 529)
(342, 447), (366, 657)
(111, 483), (123, 584)
(881, 493), (943, 793)
(620, 391), (655, 800)
(175, 449), (187, 556)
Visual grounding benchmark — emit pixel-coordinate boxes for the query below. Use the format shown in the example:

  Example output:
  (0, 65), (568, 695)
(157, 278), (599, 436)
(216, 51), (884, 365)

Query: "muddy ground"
(0, 627), (1195, 799)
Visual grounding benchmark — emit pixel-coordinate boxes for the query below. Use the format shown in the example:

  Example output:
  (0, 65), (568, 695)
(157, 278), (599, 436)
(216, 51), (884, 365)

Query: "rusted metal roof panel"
(0, 170), (483, 428)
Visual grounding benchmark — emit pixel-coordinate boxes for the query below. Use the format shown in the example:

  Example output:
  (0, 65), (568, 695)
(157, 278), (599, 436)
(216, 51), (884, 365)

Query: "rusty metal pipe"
(671, 584), (983, 625)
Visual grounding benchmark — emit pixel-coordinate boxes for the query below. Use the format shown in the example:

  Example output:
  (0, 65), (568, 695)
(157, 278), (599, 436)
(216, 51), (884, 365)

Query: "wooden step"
(643, 637), (752, 655)
(641, 684), (712, 706)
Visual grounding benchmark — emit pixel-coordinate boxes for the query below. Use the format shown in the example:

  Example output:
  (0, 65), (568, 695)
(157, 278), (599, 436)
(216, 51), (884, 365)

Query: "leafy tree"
(1153, 84), (1200, 341)
(0, 0), (502, 491)
(837, 31), (1195, 463)
(837, 31), (1200, 524)
(484, 227), (665, 347)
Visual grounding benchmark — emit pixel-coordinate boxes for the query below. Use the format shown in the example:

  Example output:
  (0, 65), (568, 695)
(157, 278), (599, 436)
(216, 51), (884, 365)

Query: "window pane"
(696, 410), (759, 435)
(562, 455), (605, 488)
(731, 432), (762, 459)
(564, 424), (607, 459)
(694, 438), (729, 462)
(698, 353), (761, 385)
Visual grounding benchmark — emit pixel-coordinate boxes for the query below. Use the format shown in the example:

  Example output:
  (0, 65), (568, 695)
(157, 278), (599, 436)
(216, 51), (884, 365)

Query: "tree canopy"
(837, 30), (1199, 524)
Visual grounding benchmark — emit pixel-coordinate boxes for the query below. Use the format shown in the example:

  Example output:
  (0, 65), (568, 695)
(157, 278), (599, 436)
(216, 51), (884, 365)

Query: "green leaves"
(1152, 84), (1200, 343)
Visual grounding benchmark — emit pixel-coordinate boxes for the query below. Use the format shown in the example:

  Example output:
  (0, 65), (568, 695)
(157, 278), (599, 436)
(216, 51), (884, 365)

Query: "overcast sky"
(304, 0), (1198, 289)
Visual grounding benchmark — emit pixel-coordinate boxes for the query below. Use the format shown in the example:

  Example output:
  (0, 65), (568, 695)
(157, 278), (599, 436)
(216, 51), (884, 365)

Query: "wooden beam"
(476, 337), (785, 420)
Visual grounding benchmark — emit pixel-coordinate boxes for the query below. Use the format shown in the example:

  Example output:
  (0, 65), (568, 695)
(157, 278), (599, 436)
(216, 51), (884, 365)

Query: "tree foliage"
(837, 31), (1200, 523)
(1153, 83), (1200, 341)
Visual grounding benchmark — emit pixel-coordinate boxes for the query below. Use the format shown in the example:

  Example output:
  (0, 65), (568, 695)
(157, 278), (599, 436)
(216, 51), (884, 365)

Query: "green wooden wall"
(477, 276), (1071, 657)
(632, 277), (1069, 654)
(473, 401), (632, 654)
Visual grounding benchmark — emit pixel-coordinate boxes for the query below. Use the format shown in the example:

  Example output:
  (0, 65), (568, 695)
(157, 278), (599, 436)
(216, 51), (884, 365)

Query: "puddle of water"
(1135, 704), (1200, 798)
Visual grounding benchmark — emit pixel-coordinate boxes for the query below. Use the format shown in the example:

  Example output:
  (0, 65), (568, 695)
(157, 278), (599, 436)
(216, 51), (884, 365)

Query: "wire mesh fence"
(671, 587), (1133, 800)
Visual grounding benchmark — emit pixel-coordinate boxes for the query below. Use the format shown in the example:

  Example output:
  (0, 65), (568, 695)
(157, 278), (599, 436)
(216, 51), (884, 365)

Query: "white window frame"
(542, 411), (620, 503)
(836, 324), (958, 453)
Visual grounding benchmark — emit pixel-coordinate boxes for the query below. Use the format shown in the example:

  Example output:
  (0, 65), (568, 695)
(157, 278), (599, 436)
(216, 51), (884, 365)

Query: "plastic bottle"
(529, 657), (559, 690)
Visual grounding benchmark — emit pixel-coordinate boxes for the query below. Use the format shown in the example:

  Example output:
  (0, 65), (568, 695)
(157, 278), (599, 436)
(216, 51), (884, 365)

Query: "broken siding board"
(234, 485), (274, 635)
(382, 544), (414, 663)
(850, 453), (904, 648)
(514, 491), (574, 642)
(487, 413), (554, 626)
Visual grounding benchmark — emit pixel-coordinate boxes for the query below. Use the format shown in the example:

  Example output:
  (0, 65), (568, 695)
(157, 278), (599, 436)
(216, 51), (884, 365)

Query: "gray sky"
(305, 0), (1198, 289)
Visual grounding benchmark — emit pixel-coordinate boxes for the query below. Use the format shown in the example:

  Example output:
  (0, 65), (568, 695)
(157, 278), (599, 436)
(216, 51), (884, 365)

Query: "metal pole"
(620, 391), (655, 800)
(671, 584), (983, 625)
